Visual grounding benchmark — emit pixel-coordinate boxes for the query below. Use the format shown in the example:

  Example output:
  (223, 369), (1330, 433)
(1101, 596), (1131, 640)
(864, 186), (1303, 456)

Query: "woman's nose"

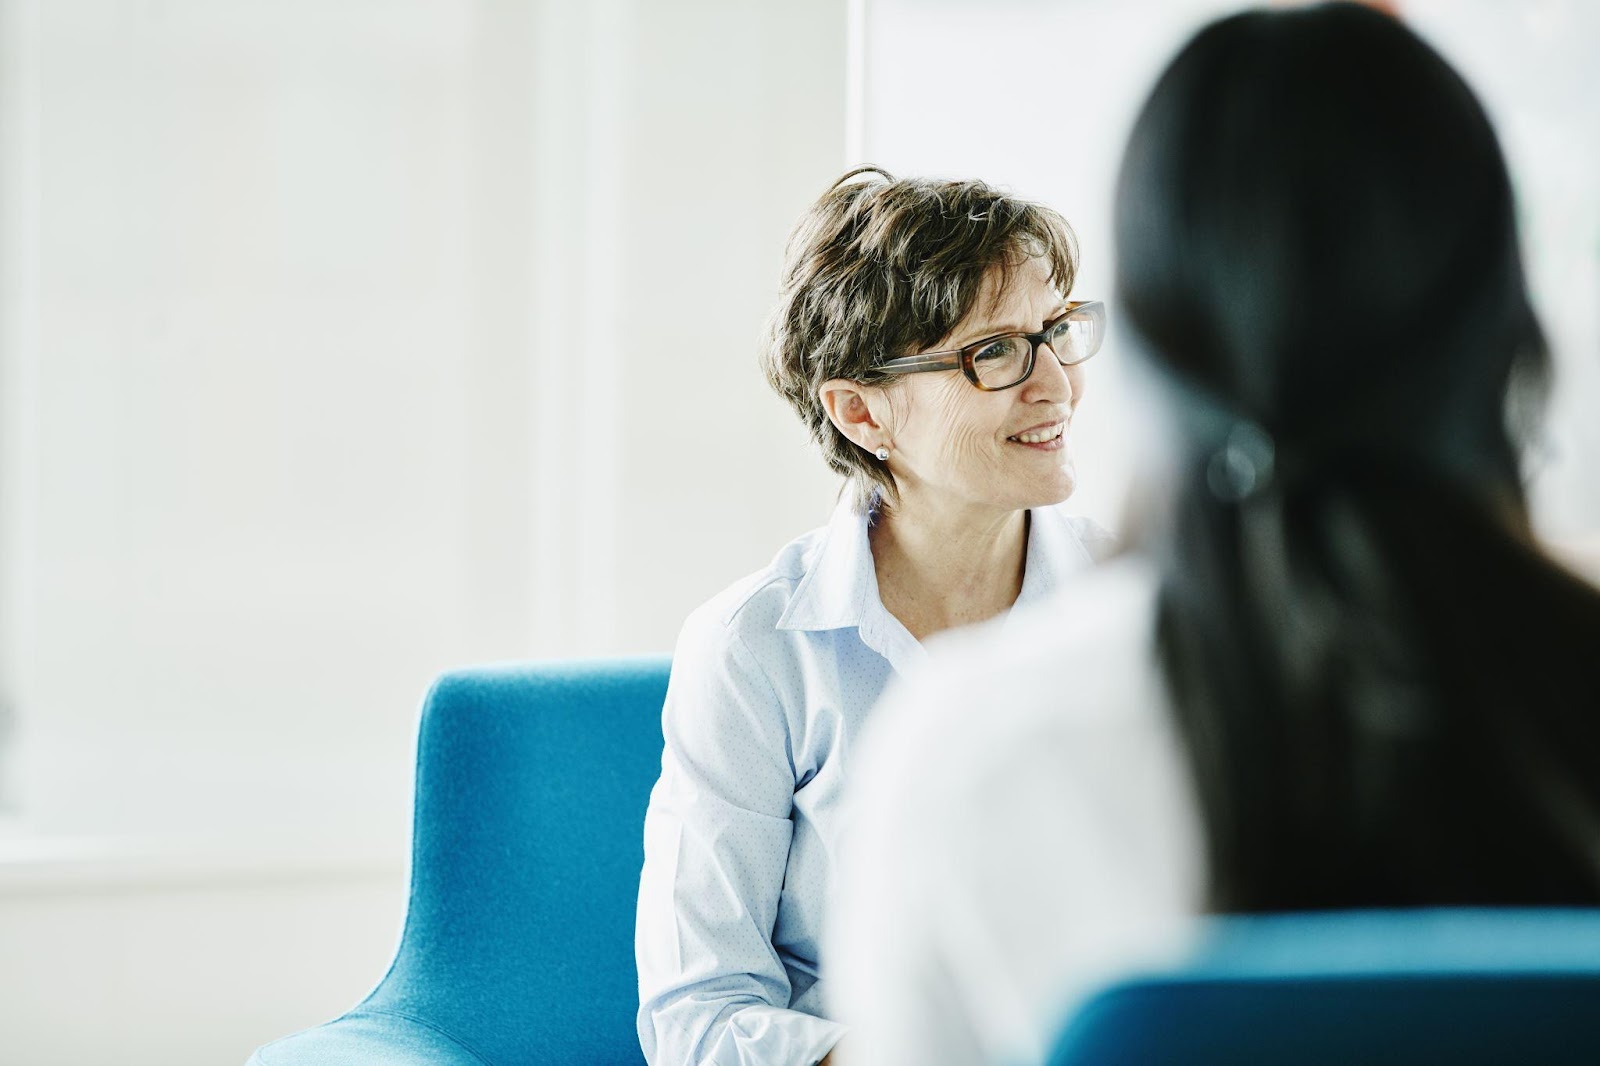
(1020, 341), (1075, 401)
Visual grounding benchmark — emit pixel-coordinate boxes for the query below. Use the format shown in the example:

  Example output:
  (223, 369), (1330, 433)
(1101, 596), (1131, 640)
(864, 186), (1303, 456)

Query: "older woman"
(634, 168), (1111, 1066)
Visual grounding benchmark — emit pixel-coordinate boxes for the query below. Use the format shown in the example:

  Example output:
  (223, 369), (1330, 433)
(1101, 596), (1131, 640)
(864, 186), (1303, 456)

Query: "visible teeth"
(1011, 423), (1064, 444)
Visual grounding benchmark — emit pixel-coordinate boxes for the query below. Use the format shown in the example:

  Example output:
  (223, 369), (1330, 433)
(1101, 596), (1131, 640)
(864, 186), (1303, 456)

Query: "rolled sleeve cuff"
(701, 1005), (847, 1066)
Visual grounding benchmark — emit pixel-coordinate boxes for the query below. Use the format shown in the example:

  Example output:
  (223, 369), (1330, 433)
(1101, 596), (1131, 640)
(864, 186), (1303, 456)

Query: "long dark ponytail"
(1116, 2), (1600, 911)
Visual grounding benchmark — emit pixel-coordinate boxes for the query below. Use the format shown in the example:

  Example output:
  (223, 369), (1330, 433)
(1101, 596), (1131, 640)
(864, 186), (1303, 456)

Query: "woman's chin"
(1015, 441), (1076, 506)
(1008, 467), (1076, 510)
(1040, 473), (1076, 507)
(1030, 456), (1077, 507)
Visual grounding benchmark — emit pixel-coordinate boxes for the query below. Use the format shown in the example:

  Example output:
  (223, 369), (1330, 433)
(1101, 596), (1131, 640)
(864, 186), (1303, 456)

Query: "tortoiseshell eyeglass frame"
(877, 300), (1106, 392)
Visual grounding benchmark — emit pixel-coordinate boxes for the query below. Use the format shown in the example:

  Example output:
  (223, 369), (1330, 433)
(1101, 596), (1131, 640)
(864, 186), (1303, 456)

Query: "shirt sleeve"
(636, 607), (848, 1066)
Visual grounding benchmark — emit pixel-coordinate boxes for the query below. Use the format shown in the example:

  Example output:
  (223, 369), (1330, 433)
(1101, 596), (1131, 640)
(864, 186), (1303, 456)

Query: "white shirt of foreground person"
(635, 495), (1114, 1066)
(826, 557), (1206, 1066)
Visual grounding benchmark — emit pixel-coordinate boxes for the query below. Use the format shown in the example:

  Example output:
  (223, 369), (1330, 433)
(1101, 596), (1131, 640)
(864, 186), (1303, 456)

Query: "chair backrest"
(365, 656), (670, 1065)
(1047, 908), (1600, 1066)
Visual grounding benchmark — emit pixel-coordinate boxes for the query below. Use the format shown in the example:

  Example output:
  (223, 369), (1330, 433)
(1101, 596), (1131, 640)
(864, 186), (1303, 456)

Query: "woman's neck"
(869, 496), (1029, 643)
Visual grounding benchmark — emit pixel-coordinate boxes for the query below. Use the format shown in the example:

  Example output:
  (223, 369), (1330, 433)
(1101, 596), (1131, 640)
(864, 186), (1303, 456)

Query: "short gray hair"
(762, 166), (1079, 510)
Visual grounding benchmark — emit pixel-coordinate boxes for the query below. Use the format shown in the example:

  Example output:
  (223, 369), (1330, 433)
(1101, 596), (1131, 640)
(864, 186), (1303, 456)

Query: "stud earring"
(875, 446), (890, 461)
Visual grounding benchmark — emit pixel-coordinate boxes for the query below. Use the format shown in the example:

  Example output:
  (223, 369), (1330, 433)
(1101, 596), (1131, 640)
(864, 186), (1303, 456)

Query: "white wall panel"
(0, 0), (847, 840)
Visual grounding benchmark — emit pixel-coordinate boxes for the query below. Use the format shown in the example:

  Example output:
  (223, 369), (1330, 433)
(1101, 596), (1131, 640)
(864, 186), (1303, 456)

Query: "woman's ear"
(818, 379), (891, 454)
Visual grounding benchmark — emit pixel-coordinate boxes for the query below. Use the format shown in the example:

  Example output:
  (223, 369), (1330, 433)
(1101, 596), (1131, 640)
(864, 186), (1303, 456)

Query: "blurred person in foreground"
(827, 5), (1600, 1064)
(635, 168), (1112, 1065)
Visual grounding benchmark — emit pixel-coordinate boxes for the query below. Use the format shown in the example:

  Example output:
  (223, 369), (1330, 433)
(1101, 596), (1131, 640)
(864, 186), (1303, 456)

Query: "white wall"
(0, 838), (406, 1066)
(0, 0), (845, 841)
(0, 1), (848, 1062)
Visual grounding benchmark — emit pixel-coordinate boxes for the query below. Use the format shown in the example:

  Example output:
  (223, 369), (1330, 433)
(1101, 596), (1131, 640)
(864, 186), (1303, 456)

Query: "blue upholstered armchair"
(1048, 908), (1600, 1066)
(249, 655), (1600, 1065)
(247, 656), (670, 1066)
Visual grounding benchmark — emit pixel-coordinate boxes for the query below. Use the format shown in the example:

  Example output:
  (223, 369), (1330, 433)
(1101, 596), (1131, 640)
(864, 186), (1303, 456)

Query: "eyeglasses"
(877, 300), (1106, 392)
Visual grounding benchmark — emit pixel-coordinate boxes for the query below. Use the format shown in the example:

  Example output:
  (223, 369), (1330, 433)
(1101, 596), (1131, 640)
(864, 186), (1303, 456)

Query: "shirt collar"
(777, 498), (1095, 636)
(776, 495), (882, 633)
(1006, 504), (1097, 620)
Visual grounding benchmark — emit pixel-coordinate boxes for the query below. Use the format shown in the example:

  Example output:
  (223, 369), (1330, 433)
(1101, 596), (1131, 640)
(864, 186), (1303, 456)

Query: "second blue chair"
(1048, 907), (1600, 1066)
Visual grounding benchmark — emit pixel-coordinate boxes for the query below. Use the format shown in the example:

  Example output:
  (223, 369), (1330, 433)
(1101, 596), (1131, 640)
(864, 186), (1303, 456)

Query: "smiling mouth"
(1007, 422), (1065, 444)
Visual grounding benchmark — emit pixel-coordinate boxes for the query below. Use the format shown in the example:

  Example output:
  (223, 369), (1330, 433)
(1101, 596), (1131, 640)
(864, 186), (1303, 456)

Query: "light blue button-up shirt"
(635, 496), (1113, 1066)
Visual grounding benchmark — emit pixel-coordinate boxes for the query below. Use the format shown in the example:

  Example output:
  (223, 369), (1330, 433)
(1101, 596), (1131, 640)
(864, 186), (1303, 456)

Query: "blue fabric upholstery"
(1048, 908), (1600, 1066)
(250, 1010), (491, 1066)
(248, 656), (671, 1066)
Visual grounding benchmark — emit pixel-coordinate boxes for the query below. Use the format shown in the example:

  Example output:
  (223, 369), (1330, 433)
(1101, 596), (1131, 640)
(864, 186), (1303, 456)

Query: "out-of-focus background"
(0, 1), (1593, 1062)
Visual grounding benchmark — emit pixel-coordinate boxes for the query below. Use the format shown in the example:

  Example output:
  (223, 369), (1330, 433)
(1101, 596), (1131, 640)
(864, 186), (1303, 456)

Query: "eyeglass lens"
(969, 306), (1102, 389)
